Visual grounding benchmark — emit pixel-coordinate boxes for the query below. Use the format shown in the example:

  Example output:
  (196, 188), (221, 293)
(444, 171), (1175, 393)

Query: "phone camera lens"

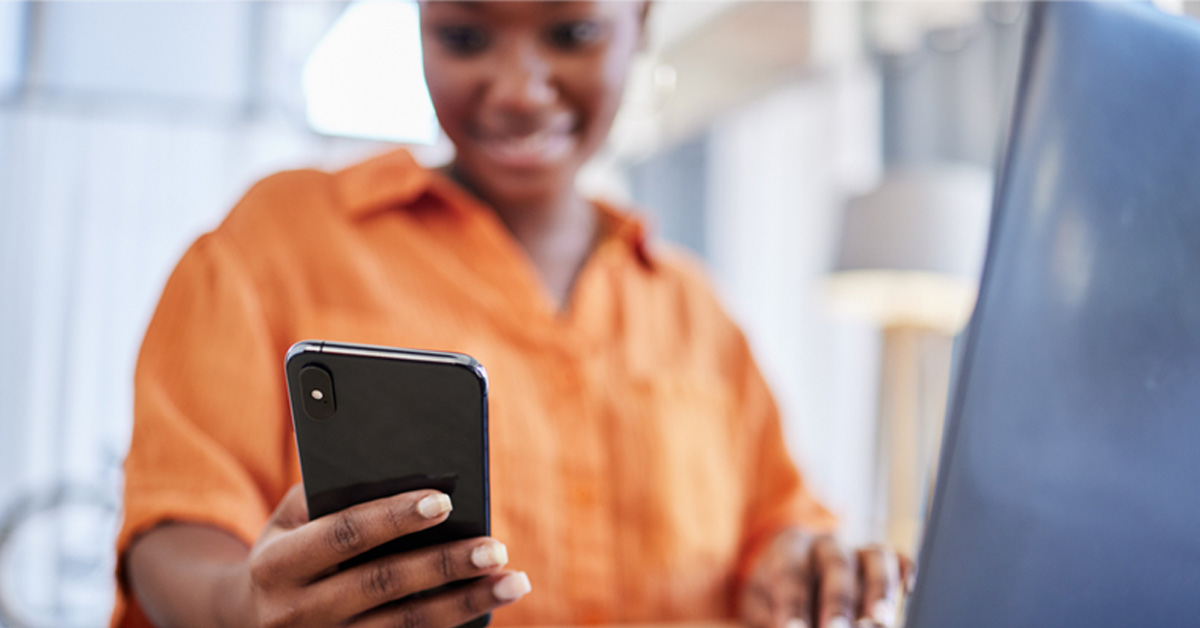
(299, 365), (336, 420)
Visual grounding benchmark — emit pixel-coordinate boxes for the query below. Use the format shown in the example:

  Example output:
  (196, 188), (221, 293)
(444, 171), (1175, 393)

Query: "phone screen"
(286, 341), (489, 560)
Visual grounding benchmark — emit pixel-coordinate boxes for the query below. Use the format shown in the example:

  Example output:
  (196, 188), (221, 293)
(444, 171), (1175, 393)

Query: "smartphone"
(286, 340), (490, 621)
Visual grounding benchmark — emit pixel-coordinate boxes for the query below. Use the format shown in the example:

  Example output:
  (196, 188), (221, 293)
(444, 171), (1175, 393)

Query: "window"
(303, 0), (438, 144)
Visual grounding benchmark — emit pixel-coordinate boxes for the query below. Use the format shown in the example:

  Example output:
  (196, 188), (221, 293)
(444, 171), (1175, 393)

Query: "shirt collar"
(336, 149), (434, 217)
(594, 199), (657, 271)
(336, 149), (656, 270)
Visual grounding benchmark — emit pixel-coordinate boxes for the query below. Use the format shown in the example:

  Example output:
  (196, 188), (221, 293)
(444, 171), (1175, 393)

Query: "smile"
(475, 128), (575, 170)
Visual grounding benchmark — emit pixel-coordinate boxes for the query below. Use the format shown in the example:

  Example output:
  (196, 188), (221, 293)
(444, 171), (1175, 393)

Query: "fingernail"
(786, 618), (808, 628)
(905, 572), (917, 593)
(871, 599), (897, 625)
(493, 571), (531, 601)
(417, 493), (452, 518)
(827, 616), (852, 628)
(471, 541), (509, 568)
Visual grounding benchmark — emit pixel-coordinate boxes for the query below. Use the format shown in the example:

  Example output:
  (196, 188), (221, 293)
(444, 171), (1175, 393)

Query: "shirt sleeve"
(113, 231), (291, 626)
(732, 329), (838, 586)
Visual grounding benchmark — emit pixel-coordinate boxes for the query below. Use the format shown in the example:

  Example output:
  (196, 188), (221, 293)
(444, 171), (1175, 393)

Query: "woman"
(117, 3), (909, 627)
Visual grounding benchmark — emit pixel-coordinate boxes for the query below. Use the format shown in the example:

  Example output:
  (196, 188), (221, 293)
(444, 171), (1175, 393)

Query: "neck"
(447, 165), (597, 249)
(494, 193), (593, 252)
(447, 164), (600, 308)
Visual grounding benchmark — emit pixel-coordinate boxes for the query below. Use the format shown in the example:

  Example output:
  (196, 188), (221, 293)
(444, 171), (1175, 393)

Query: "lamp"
(830, 163), (992, 332)
(828, 163), (992, 556)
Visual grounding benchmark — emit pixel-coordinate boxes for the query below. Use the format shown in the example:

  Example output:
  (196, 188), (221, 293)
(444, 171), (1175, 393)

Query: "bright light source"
(303, 0), (438, 144)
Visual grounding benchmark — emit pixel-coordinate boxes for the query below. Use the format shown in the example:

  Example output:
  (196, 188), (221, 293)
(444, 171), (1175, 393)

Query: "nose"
(485, 39), (556, 113)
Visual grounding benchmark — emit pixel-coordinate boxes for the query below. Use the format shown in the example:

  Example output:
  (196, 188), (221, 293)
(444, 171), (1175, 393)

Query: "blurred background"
(1, 1), (1197, 626)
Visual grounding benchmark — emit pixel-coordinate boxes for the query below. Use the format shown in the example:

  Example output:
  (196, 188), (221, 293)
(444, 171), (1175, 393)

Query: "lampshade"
(828, 163), (993, 332)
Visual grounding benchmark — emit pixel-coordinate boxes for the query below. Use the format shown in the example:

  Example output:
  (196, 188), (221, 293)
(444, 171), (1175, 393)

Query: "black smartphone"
(286, 340), (490, 623)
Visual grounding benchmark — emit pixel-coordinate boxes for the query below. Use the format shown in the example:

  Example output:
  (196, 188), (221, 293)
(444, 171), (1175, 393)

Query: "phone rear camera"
(299, 365), (336, 420)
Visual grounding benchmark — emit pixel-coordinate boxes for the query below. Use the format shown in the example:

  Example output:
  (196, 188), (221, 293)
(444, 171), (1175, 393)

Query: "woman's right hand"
(127, 484), (530, 628)
(232, 484), (529, 628)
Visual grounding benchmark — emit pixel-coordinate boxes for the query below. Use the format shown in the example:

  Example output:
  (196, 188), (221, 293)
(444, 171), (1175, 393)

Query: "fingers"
(738, 580), (775, 628)
(739, 528), (815, 628)
(746, 535), (913, 628)
(809, 537), (855, 628)
(351, 571), (532, 628)
(781, 564), (813, 628)
(899, 553), (916, 594)
(741, 578), (811, 628)
(307, 538), (511, 622)
(256, 489), (453, 583)
(855, 547), (893, 625)
(855, 547), (914, 627)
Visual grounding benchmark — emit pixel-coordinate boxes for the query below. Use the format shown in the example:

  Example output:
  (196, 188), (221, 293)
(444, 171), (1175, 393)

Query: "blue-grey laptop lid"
(906, 3), (1200, 627)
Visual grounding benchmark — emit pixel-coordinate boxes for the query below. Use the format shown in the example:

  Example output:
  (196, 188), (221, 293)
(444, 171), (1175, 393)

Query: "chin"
(461, 157), (580, 207)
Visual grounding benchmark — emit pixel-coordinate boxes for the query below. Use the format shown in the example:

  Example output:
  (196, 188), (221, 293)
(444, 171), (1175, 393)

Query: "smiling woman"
(416, 1), (649, 307)
(115, 2), (908, 628)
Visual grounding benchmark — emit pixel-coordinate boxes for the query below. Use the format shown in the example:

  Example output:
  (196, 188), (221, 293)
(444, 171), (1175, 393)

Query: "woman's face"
(420, 1), (645, 207)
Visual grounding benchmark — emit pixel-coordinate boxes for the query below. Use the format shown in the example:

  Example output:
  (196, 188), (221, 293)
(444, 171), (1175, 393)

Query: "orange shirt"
(114, 149), (834, 626)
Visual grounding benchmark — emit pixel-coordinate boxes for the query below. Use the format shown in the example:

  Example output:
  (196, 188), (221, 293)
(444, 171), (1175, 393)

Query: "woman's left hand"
(740, 529), (915, 628)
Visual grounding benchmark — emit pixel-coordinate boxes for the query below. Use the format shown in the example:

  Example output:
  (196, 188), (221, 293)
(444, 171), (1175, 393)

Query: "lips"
(472, 122), (576, 170)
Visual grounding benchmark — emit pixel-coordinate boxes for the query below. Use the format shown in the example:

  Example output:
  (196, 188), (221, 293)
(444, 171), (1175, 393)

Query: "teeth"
(514, 132), (544, 151)
(511, 130), (549, 150)
(484, 129), (570, 166)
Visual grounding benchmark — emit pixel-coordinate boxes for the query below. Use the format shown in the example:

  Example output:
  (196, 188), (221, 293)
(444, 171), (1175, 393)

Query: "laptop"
(905, 3), (1200, 626)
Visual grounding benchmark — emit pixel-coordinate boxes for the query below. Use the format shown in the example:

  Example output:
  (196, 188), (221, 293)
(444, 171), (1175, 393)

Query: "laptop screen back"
(905, 4), (1200, 627)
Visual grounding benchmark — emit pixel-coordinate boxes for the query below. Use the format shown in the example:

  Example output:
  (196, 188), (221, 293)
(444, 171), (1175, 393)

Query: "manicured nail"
(471, 541), (509, 568)
(493, 571), (531, 601)
(872, 599), (897, 625)
(786, 618), (808, 628)
(417, 493), (452, 518)
(827, 616), (852, 628)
